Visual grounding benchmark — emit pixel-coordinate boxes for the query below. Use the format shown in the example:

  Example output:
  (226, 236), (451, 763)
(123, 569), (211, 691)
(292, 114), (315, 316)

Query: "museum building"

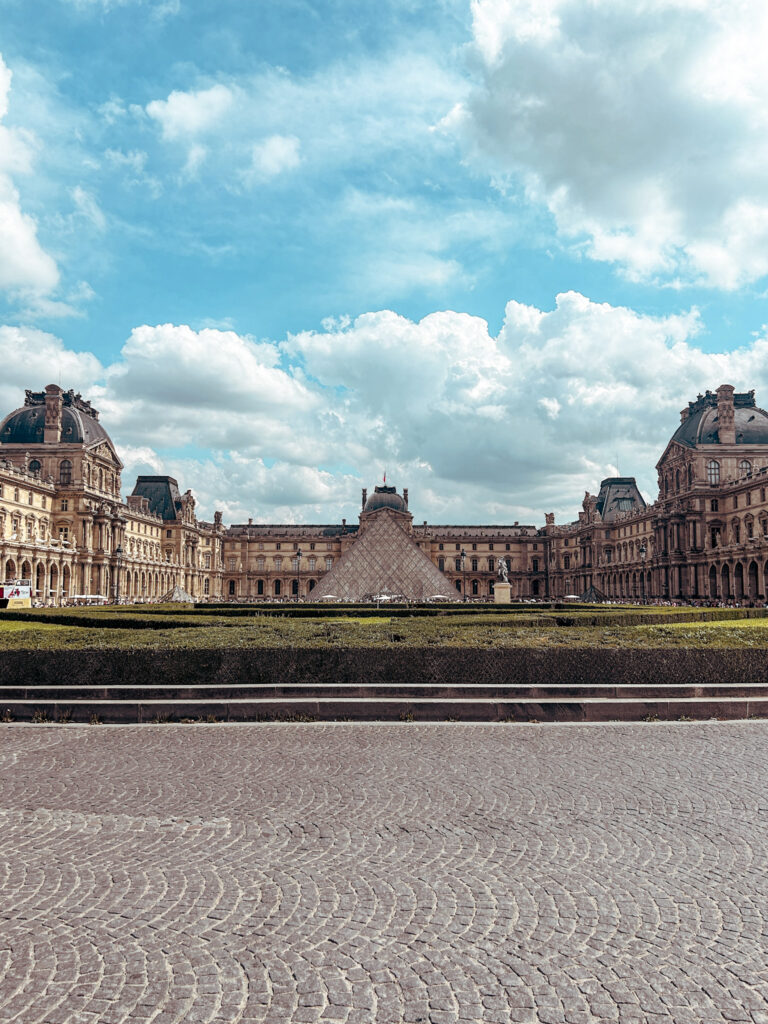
(2, 382), (768, 604)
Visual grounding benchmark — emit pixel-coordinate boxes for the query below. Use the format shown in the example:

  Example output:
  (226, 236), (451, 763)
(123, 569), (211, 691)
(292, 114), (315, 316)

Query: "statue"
(497, 557), (509, 584)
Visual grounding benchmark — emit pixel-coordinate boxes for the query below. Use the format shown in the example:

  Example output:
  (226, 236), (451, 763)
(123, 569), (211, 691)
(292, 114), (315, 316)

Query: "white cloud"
(8, 293), (768, 522)
(459, 0), (768, 289)
(247, 135), (301, 180)
(0, 56), (60, 300)
(146, 84), (235, 141)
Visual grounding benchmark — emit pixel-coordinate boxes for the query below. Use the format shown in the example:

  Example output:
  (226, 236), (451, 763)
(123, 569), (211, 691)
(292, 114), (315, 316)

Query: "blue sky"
(2, 0), (768, 523)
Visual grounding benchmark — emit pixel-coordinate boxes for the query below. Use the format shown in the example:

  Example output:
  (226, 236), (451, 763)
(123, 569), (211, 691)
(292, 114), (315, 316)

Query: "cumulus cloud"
(458, 0), (768, 289)
(146, 84), (235, 141)
(8, 293), (768, 523)
(0, 56), (60, 300)
(247, 135), (301, 180)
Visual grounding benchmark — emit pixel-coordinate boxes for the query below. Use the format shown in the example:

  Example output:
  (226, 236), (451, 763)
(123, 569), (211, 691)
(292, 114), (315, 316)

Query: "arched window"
(28, 459), (41, 475)
(228, 580), (235, 596)
(471, 579), (479, 595)
(707, 460), (720, 485)
(59, 460), (72, 485)
(291, 579), (299, 595)
(274, 579), (281, 596)
(308, 579), (316, 591)
(740, 459), (752, 475)
(257, 580), (264, 595)
(455, 579), (461, 591)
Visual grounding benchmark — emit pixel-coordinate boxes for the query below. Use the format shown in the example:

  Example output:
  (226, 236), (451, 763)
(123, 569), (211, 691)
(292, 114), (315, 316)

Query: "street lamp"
(114, 544), (123, 604)
(461, 547), (467, 603)
(639, 542), (647, 604)
(295, 547), (302, 602)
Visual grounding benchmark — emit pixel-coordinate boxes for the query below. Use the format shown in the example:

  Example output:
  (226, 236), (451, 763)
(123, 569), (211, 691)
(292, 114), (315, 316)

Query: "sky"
(2, 0), (768, 525)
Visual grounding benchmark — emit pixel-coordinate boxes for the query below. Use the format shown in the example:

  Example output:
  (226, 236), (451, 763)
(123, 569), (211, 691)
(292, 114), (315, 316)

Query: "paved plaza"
(2, 723), (768, 1024)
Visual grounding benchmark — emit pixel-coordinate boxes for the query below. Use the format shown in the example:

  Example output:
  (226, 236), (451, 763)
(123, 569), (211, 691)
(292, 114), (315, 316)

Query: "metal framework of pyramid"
(311, 510), (454, 602)
(158, 584), (195, 603)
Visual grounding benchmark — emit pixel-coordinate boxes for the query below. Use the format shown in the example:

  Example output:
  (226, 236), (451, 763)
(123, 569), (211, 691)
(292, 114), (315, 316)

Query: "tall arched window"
(28, 459), (41, 475)
(740, 459), (752, 475)
(274, 579), (281, 596)
(59, 460), (72, 485)
(707, 460), (720, 485)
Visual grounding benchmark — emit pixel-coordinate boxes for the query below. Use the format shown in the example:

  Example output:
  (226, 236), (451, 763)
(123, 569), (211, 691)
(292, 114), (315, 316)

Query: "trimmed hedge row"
(0, 609), (219, 630)
(2, 645), (767, 688)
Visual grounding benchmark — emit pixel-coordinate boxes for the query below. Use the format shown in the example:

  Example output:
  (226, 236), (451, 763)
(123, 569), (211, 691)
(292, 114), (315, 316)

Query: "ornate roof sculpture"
(0, 386), (113, 447)
(672, 387), (768, 446)
(311, 508), (452, 602)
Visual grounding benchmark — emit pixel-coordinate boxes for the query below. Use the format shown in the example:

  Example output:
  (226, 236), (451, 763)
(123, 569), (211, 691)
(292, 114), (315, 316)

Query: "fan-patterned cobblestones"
(2, 722), (768, 1023)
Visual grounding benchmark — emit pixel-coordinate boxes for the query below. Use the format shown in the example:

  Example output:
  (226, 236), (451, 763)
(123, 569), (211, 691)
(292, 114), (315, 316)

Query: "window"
(438, 543), (444, 550)
(257, 580), (264, 595)
(228, 557), (236, 571)
(228, 580), (235, 596)
(747, 519), (754, 539)
(505, 543), (510, 551)
(308, 557), (316, 571)
(564, 555), (570, 569)
(711, 499), (719, 512)
(274, 556), (282, 570)
(488, 558), (495, 571)
(532, 558), (539, 572)
(747, 492), (752, 506)
(471, 580), (479, 595)
(204, 553), (211, 569)
(274, 580), (281, 596)
(14, 487), (19, 501)
(292, 579), (299, 595)
(60, 499), (68, 511)
(257, 557), (265, 571)
(325, 557), (333, 571)
(276, 542), (281, 550)
(204, 579), (210, 595)
(438, 557), (445, 571)
(455, 543), (460, 551)
(472, 543), (477, 551)
(293, 542), (298, 550)
(28, 459), (41, 475)
(471, 558), (478, 571)
(533, 543), (538, 550)
(734, 495), (739, 509)
(740, 459), (752, 476)
(309, 542), (315, 550)
(166, 529), (172, 538)
(489, 543), (494, 551)
(675, 469), (680, 491)
(707, 460), (720, 485)
(292, 557), (299, 571)
(455, 579), (461, 591)
(42, 496), (46, 509)
(27, 491), (33, 505)
(455, 557), (461, 571)
(733, 521), (741, 544)
(58, 526), (69, 541)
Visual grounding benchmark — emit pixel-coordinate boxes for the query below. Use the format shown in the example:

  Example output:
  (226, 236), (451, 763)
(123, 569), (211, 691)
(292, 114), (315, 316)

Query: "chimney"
(248, 517), (253, 525)
(680, 407), (689, 423)
(362, 487), (367, 510)
(717, 384), (736, 444)
(403, 488), (408, 508)
(44, 384), (63, 444)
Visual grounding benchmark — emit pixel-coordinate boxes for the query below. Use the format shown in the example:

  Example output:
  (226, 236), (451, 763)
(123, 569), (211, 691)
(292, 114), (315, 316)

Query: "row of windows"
(228, 556), (331, 572)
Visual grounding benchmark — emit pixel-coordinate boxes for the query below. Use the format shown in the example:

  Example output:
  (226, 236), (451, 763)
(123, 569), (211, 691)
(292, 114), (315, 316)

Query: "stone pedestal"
(494, 582), (512, 604)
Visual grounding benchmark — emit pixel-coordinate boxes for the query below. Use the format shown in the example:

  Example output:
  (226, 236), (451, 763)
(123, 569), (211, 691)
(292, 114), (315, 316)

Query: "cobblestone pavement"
(2, 723), (768, 1024)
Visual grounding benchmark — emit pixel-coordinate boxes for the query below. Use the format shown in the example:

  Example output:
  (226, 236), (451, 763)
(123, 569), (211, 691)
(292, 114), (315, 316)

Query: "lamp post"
(295, 547), (302, 602)
(113, 544), (123, 604)
(639, 542), (647, 604)
(461, 547), (467, 603)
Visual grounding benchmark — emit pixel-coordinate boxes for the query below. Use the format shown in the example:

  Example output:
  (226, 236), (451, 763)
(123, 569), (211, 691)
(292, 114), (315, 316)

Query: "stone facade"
(3, 381), (768, 604)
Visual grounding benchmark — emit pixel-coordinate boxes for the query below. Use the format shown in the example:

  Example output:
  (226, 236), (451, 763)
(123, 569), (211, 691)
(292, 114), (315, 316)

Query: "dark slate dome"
(672, 390), (768, 447)
(364, 485), (407, 513)
(0, 390), (112, 447)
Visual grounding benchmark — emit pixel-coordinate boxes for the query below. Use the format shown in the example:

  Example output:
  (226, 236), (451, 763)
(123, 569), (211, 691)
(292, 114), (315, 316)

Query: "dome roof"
(0, 390), (112, 447)
(672, 390), (768, 447)
(364, 485), (407, 514)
